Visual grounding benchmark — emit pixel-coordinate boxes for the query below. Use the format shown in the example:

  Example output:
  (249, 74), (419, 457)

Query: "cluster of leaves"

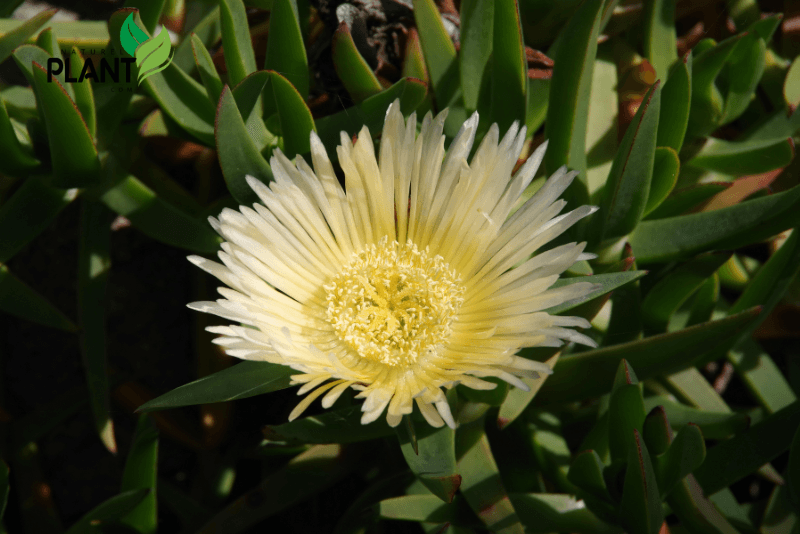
(0, 0), (800, 532)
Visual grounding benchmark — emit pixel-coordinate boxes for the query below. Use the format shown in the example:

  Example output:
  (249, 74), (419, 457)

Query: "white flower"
(188, 100), (598, 429)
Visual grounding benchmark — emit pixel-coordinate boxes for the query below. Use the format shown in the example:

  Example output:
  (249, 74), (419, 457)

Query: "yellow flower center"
(325, 238), (465, 367)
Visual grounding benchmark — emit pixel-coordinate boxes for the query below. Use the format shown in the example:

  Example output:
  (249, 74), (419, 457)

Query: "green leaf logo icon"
(120, 13), (148, 57)
(118, 13), (173, 84)
(135, 28), (173, 83)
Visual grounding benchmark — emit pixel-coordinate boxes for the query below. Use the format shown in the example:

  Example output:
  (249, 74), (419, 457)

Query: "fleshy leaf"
(219, 0), (257, 86)
(656, 51), (692, 151)
(412, 0), (458, 109)
(641, 252), (731, 333)
(0, 178), (78, 264)
(694, 401), (800, 495)
(119, 415), (159, 533)
(399, 423), (461, 503)
(215, 84), (273, 205)
(64, 489), (151, 534)
(658, 424), (706, 497)
(31, 63), (100, 188)
(0, 94), (39, 176)
(0, 8), (56, 64)
(458, 426), (524, 533)
(535, 307), (761, 404)
(593, 81), (661, 243)
(629, 184), (800, 264)
(268, 70), (316, 158)
(136, 361), (294, 411)
(0, 264), (77, 332)
(643, 0), (677, 81)
(688, 136), (794, 175)
(332, 22), (382, 104)
(78, 200), (116, 454)
(191, 33), (224, 105)
(644, 146), (679, 216)
(314, 77), (427, 150)
(100, 171), (221, 253)
(619, 430), (663, 534)
(544, 0), (605, 211)
(459, 0), (493, 114)
(264, 0), (309, 99)
(491, 0), (527, 132)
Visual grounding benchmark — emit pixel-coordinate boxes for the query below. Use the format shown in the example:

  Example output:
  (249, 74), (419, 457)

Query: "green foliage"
(0, 0), (799, 532)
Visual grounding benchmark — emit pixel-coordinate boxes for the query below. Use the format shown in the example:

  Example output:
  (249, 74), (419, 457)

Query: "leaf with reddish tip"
(332, 22), (382, 104)
(612, 358), (640, 389)
(619, 430), (663, 534)
(68, 47), (96, 140)
(31, 62), (100, 188)
(609, 366), (646, 462)
(402, 29), (428, 83)
(593, 81), (661, 243)
(642, 406), (672, 456)
(642, 0), (676, 81)
(412, 0), (458, 107)
(0, 8), (56, 64)
(398, 395), (460, 503)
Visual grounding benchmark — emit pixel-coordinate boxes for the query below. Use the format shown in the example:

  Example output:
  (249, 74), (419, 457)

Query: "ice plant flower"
(188, 101), (598, 429)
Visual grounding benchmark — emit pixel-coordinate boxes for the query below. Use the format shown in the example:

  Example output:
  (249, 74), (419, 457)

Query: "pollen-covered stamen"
(325, 237), (465, 366)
